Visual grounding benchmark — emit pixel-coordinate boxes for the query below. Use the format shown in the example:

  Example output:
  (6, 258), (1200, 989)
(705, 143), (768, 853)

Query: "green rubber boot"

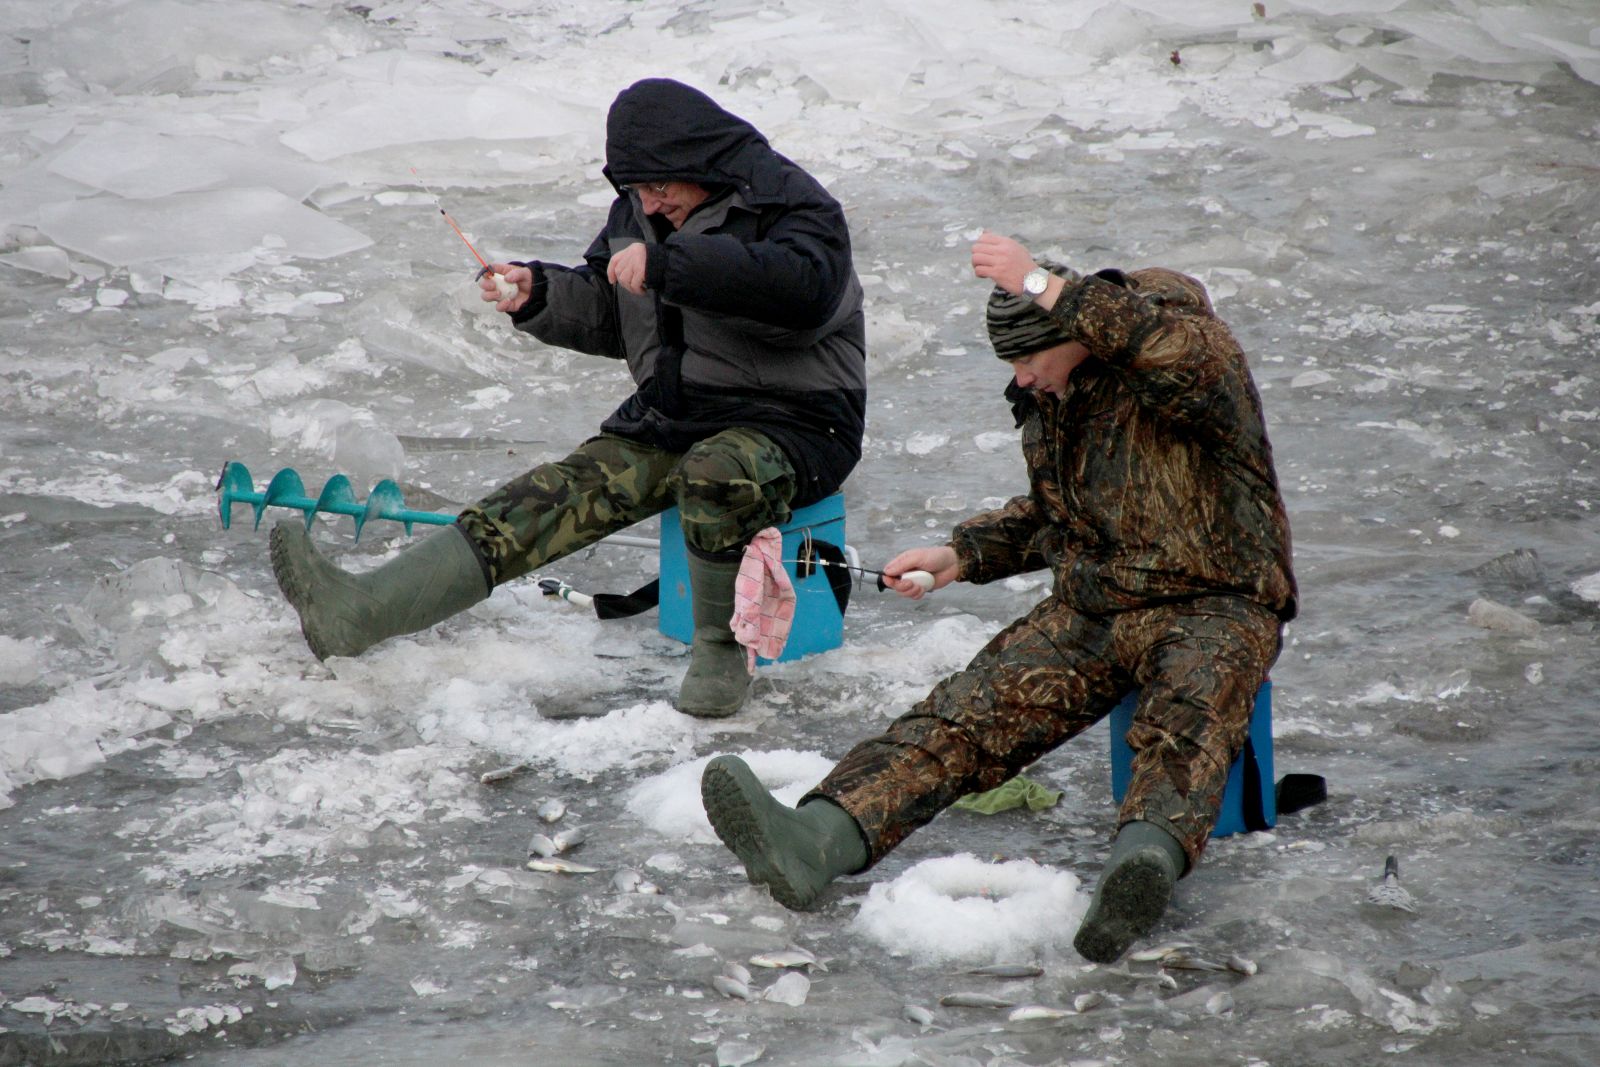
(1073, 820), (1187, 964)
(676, 551), (752, 718)
(701, 754), (868, 911)
(269, 520), (490, 661)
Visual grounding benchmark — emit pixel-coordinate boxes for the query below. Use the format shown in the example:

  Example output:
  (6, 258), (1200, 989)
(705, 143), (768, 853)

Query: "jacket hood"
(602, 78), (778, 199)
(1125, 267), (1214, 316)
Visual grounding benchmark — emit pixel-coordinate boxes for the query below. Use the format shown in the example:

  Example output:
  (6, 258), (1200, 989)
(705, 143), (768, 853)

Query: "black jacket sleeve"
(647, 192), (852, 331)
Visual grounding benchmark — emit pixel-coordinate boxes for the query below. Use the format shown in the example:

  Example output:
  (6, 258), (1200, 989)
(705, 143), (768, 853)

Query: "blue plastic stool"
(658, 494), (847, 664)
(1109, 680), (1276, 838)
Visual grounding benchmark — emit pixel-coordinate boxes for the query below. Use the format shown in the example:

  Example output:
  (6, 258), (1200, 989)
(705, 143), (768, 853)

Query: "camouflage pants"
(455, 429), (797, 587)
(809, 594), (1283, 872)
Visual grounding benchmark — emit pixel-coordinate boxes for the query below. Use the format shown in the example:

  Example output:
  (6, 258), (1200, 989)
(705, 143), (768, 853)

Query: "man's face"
(1009, 341), (1091, 396)
(634, 181), (712, 230)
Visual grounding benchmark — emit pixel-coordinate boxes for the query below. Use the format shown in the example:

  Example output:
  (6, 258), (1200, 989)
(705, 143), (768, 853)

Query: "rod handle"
(876, 569), (935, 593)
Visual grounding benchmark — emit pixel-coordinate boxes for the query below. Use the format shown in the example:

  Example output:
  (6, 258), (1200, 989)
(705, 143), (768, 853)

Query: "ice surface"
(24, 0), (335, 95)
(2, 0), (1598, 1064)
(277, 53), (596, 162)
(35, 188), (373, 282)
(47, 125), (339, 201)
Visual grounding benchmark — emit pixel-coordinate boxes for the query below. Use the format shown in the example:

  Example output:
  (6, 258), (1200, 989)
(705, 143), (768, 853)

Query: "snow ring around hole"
(850, 853), (1087, 965)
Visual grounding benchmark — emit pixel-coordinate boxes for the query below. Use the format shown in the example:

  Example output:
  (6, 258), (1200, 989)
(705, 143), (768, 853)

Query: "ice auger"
(215, 461), (662, 548)
(216, 461), (455, 540)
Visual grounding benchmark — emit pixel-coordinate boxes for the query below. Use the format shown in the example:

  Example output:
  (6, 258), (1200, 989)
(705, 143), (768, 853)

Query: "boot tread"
(1073, 846), (1177, 964)
(701, 757), (821, 911)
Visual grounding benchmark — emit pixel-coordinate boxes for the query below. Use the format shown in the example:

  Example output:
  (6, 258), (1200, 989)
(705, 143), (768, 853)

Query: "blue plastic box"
(1109, 680), (1275, 838)
(658, 494), (847, 664)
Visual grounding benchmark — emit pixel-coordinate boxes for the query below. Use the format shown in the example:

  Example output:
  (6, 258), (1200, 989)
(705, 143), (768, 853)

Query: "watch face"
(1024, 269), (1048, 295)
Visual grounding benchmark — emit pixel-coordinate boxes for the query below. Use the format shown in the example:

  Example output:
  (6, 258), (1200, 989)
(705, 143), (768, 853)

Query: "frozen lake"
(2, 1), (1598, 1064)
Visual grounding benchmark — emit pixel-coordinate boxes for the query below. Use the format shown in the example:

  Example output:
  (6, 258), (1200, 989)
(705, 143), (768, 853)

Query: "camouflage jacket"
(951, 267), (1297, 620)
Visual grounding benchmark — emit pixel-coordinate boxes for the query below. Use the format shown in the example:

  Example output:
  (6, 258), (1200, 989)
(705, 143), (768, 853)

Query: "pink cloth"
(731, 527), (796, 674)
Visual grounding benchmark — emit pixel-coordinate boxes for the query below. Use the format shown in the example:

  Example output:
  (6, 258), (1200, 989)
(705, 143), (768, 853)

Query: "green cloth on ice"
(952, 775), (1063, 815)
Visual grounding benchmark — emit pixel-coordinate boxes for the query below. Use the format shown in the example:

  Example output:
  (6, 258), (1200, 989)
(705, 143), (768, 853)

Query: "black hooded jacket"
(509, 78), (867, 506)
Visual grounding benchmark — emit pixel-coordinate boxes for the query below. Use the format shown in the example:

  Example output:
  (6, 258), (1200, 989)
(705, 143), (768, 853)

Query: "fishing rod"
(534, 557), (934, 615)
(536, 563), (934, 621)
(410, 167), (518, 302)
(782, 556), (935, 593)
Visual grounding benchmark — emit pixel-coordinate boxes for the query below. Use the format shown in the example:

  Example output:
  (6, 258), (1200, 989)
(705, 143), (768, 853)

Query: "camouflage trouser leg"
(808, 594), (1281, 872)
(670, 427), (796, 560)
(454, 429), (796, 587)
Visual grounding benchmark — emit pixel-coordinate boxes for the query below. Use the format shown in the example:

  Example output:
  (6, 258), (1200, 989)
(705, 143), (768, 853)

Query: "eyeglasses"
(630, 182), (670, 195)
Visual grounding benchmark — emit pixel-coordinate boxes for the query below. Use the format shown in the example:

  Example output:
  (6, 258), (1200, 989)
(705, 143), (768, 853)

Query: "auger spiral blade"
(215, 460), (456, 540)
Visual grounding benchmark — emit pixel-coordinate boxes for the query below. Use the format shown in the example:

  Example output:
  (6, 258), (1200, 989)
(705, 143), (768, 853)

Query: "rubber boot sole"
(1072, 848), (1176, 964)
(701, 756), (822, 911)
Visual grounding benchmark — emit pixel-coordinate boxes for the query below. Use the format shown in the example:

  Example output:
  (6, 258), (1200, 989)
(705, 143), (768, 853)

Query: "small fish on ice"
(537, 798), (567, 823)
(967, 963), (1043, 978)
(939, 991), (1016, 1010)
(1073, 991), (1106, 1013)
(712, 974), (755, 1001)
(525, 857), (599, 875)
(750, 947), (824, 971)
(1008, 1003), (1072, 1021)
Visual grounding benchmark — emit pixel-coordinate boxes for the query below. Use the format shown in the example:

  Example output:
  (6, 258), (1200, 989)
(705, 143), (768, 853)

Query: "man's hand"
(607, 242), (649, 295)
(882, 545), (960, 600)
(972, 230), (1066, 310)
(480, 263), (532, 313)
(970, 231), (1037, 296)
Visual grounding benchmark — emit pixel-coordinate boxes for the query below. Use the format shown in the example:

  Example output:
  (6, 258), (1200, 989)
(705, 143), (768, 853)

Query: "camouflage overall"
(455, 428), (796, 587)
(810, 593), (1282, 871)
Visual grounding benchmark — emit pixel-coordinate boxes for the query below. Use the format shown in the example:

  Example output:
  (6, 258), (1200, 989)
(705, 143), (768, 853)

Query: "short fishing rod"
(410, 167), (518, 301)
(536, 561), (934, 613)
(781, 555), (935, 593)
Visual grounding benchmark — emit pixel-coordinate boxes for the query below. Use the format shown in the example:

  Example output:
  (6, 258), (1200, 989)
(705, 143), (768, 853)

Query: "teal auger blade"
(262, 467), (314, 529)
(216, 461), (256, 530)
(359, 480), (453, 539)
(312, 474), (362, 532)
(215, 460), (457, 538)
(362, 479), (405, 539)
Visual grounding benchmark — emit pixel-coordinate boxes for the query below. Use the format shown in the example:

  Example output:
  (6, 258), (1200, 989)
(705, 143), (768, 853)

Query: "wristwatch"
(1022, 267), (1051, 296)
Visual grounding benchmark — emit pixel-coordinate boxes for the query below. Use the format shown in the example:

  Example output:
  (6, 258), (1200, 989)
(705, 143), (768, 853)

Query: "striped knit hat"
(986, 259), (1074, 361)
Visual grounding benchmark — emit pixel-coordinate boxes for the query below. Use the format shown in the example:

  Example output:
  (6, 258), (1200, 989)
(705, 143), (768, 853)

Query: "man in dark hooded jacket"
(267, 79), (866, 718)
(700, 231), (1295, 963)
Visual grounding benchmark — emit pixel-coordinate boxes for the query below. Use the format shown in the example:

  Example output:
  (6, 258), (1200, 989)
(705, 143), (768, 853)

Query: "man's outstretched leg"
(270, 522), (490, 661)
(1073, 819), (1187, 964)
(701, 755), (867, 910)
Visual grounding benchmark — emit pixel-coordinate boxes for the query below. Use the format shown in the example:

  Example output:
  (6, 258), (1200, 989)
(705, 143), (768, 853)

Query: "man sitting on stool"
(701, 231), (1296, 962)
(267, 78), (866, 719)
